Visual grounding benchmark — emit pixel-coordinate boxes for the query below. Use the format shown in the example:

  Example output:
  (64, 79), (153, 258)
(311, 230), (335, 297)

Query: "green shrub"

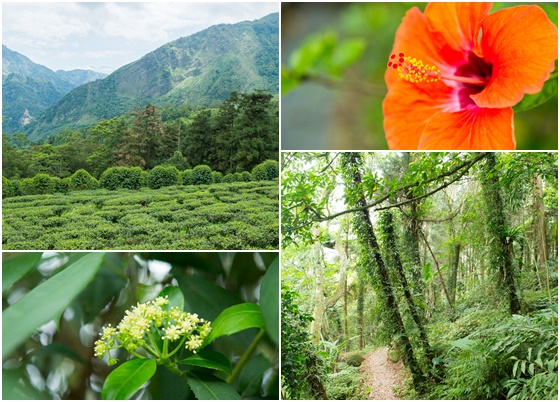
(141, 170), (150, 187)
(21, 173), (55, 195)
(241, 171), (252, 182)
(222, 173), (234, 183)
(70, 169), (99, 191)
(10, 179), (22, 197)
(252, 159), (279, 181)
(100, 166), (143, 190)
(148, 165), (180, 189)
(231, 172), (243, 182)
(182, 169), (194, 185)
(325, 364), (362, 400)
(211, 171), (223, 183)
(346, 353), (364, 367)
(3, 177), (14, 198)
(52, 177), (70, 194)
(192, 165), (213, 185)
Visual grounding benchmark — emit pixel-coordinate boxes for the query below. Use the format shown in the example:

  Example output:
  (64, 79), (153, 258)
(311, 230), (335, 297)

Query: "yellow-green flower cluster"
(94, 296), (211, 366)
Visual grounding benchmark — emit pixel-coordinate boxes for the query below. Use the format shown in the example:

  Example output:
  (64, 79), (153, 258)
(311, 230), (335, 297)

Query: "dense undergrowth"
(2, 181), (278, 250)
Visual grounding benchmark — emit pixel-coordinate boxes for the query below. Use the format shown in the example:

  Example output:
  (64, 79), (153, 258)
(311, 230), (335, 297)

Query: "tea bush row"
(3, 160), (278, 198)
(2, 182), (279, 250)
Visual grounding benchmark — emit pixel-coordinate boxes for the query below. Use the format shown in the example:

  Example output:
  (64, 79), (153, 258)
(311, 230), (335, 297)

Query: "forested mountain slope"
(2, 45), (106, 135)
(21, 13), (279, 142)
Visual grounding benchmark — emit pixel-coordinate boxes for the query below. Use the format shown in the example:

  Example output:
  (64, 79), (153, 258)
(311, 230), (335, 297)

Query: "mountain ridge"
(2, 45), (108, 135)
(20, 12), (279, 142)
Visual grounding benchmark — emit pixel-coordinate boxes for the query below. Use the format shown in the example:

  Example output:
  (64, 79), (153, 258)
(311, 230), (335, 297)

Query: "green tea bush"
(252, 159), (279, 181)
(182, 169), (194, 185)
(241, 171), (252, 182)
(212, 171), (223, 183)
(222, 173), (234, 183)
(325, 363), (362, 399)
(21, 174), (55, 195)
(231, 172), (243, 182)
(192, 165), (213, 185)
(70, 169), (99, 191)
(3, 177), (14, 198)
(140, 170), (150, 187)
(10, 179), (22, 197)
(52, 177), (70, 194)
(148, 166), (180, 189)
(100, 166), (143, 190)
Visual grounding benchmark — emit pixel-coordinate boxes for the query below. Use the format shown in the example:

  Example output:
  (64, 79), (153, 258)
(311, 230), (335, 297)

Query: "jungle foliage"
(281, 152), (558, 400)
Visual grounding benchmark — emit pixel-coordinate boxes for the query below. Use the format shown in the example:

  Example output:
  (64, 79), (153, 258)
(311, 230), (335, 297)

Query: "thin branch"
(418, 228), (455, 312)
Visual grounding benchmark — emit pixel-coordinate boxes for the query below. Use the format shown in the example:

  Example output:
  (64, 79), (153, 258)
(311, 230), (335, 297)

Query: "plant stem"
(227, 328), (266, 385)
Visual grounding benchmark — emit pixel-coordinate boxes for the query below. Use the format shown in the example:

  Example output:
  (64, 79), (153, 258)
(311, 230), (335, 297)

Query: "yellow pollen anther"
(387, 52), (441, 84)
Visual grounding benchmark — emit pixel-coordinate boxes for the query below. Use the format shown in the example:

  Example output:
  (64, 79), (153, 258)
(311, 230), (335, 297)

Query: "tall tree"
(480, 153), (521, 315)
(340, 152), (423, 391)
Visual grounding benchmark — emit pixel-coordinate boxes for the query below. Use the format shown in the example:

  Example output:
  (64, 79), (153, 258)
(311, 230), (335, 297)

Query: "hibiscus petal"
(472, 5), (558, 108)
(418, 106), (515, 150)
(425, 2), (492, 53)
(385, 6), (447, 88)
(383, 79), (452, 150)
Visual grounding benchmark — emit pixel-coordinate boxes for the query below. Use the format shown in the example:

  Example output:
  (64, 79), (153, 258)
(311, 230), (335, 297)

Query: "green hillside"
(23, 13), (279, 142)
(2, 45), (106, 135)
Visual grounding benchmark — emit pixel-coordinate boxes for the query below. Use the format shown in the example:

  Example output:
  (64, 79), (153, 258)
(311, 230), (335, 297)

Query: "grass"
(2, 181), (278, 250)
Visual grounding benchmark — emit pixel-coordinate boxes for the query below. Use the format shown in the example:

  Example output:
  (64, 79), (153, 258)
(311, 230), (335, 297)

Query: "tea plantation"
(2, 182), (278, 250)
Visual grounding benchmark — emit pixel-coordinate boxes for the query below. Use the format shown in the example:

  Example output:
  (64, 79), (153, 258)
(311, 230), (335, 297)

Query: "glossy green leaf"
(102, 358), (156, 400)
(158, 286), (184, 311)
(186, 372), (241, 400)
(513, 77), (558, 113)
(2, 252), (105, 360)
(176, 349), (232, 374)
(259, 257), (279, 345)
(2, 252), (42, 292)
(203, 303), (265, 346)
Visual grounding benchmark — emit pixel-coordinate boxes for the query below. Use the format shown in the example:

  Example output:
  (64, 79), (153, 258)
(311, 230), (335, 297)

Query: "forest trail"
(360, 347), (405, 400)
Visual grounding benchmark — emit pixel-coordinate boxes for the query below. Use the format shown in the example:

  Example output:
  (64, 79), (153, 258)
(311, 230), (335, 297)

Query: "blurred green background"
(281, 2), (558, 150)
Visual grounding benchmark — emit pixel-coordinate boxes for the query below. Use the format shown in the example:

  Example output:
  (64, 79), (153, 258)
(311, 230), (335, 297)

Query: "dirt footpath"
(359, 347), (405, 400)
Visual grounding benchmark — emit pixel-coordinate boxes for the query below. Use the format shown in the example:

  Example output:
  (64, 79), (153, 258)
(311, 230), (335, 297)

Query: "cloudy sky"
(2, 2), (279, 74)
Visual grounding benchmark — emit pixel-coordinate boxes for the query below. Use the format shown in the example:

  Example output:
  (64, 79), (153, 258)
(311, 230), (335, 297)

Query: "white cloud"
(2, 2), (278, 71)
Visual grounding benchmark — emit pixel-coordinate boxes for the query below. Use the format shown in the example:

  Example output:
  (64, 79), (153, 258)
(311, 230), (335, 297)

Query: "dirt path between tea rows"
(359, 347), (406, 400)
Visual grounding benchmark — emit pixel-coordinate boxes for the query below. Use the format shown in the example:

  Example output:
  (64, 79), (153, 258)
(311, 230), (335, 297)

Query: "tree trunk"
(480, 153), (521, 315)
(380, 211), (438, 374)
(340, 153), (423, 392)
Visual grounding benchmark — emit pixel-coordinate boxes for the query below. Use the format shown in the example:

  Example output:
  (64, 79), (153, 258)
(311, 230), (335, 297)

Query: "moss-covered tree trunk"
(340, 152), (423, 391)
(379, 211), (437, 370)
(480, 153), (521, 315)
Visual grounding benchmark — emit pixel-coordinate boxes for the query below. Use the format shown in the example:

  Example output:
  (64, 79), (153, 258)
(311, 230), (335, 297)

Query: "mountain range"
(2, 45), (107, 135)
(3, 12), (279, 142)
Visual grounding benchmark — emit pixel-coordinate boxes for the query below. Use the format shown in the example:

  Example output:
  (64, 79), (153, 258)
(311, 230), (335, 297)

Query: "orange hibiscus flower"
(383, 3), (558, 150)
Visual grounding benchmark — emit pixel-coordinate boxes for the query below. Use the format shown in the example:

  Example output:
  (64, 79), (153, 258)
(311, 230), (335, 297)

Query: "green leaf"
(186, 372), (241, 400)
(423, 262), (432, 281)
(176, 349), (232, 374)
(331, 38), (366, 72)
(102, 358), (157, 400)
(158, 286), (184, 311)
(450, 337), (475, 350)
(2, 252), (42, 292)
(203, 303), (265, 346)
(259, 257), (279, 345)
(2, 252), (105, 360)
(513, 77), (558, 113)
